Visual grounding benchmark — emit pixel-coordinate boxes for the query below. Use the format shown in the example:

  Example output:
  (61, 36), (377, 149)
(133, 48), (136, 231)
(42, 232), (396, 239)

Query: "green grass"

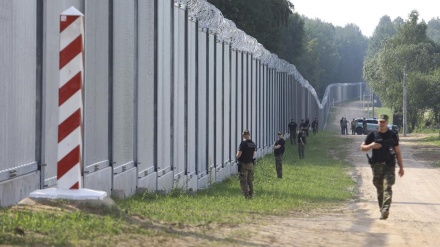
(412, 133), (440, 168)
(0, 131), (355, 246)
(364, 106), (396, 124)
(420, 133), (440, 146)
(372, 107), (393, 119)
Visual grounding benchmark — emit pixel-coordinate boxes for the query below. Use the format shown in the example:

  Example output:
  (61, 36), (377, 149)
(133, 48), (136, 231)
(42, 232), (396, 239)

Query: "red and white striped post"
(58, 6), (84, 190)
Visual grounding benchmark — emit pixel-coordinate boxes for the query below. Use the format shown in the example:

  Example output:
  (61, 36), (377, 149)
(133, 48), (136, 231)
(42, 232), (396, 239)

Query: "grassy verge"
(370, 107), (394, 123)
(0, 131), (355, 246)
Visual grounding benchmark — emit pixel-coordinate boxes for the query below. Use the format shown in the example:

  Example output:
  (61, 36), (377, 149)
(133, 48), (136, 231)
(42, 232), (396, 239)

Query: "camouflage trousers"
(275, 154), (283, 178)
(290, 133), (297, 145)
(372, 162), (396, 212)
(239, 162), (254, 199)
(298, 143), (305, 158)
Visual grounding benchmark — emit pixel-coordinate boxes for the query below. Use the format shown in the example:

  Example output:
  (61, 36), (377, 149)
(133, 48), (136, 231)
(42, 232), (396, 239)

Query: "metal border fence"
(0, 0), (366, 207)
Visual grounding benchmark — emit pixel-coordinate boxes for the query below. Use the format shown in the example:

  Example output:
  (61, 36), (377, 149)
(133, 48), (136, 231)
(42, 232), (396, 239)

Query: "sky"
(292, 0), (440, 37)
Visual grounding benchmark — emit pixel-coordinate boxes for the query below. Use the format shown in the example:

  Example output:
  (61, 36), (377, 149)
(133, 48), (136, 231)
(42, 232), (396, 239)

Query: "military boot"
(380, 209), (389, 220)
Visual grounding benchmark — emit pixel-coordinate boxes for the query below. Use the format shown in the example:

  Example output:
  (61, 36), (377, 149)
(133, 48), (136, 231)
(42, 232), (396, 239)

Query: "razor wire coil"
(175, 0), (363, 109)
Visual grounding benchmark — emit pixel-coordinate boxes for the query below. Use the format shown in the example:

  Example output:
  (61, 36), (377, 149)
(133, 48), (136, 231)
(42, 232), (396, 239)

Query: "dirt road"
(169, 101), (440, 247)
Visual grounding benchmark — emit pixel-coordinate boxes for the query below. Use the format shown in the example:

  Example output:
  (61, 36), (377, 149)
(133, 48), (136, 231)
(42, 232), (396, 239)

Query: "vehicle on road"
(354, 118), (399, 135)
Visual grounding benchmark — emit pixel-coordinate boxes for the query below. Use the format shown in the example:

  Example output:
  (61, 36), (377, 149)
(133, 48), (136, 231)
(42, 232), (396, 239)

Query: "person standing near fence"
(297, 128), (306, 159)
(312, 117), (319, 135)
(304, 118), (311, 136)
(362, 117), (367, 134)
(299, 119), (306, 131)
(236, 130), (256, 199)
(288, 119), (297, 145)
(273, 131), (285, 178)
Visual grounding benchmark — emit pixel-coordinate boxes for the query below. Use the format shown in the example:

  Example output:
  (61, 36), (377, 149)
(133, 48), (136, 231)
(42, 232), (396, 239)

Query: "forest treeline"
(207, 0), (440, 130)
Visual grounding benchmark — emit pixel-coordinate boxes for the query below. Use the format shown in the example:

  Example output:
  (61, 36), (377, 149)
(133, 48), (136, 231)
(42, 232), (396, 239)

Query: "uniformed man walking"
(360, 114), (404, 220)
(236, 130), (256, 199)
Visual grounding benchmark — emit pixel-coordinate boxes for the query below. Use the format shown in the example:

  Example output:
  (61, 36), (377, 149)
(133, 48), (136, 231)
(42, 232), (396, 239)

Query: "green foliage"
(296, 18), (368, 98)
(366, 15), (397, 58)
(207, 0), (293, 54)
(298, 17), (340, 97)
(334, 24), (369, 83)
(363, 10), (440, 131)
(421, 134), (440, 146)
(427, 17), (440, 44)
(208, 1), (368, 99)
(278, 13), (305, 65)
(372, 107), (394, 123)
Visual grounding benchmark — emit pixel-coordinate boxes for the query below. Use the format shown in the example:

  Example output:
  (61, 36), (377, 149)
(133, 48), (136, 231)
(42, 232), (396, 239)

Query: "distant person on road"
(360, 114), (405, 220)
(273, 131), (285, 178)
(288, 119), (298, 145)
(297, 128), (306, 159)
(351, 118), (357, 135)
(340, 117), (344, 134)
(362, 117), (367, 134)
(236, 130), (256, 199)
(341, 117), (349, 135)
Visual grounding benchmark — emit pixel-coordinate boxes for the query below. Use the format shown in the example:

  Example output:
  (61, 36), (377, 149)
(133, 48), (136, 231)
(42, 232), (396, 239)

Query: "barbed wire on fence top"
(175, 0), (365, 109)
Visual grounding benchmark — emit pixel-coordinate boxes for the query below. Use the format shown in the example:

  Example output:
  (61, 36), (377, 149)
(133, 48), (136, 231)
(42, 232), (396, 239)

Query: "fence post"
(57, 6), (84, 190)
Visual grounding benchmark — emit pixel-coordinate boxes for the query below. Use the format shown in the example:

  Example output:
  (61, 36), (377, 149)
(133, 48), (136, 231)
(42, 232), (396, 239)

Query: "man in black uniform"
(288, 119), (298, 145)
(362, 117), (367, 134)
(351, 118), (357, 135)
(304, 118), (311, 136)
(297, 128), (306, 159)
(361, 114), (405, 220)
(236, 130), (256, 199)
(311, 117), (319, 135)
(299, 119), (306, 131)
(273, 131), (285, 178)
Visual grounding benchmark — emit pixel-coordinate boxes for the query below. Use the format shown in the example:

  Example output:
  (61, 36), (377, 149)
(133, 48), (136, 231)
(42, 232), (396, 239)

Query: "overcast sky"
(292, 0), (440, 37)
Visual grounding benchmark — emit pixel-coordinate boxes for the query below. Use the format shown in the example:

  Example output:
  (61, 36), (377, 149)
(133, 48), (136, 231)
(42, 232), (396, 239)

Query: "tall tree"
(297, 17), (340, 98)
(364, 10), (440, 130)
(334, 24), (368, 83)
(427, 17), (440, 44)
(207, 0), (293, 54)
(366, 16), (397, 59)
(427, 68), (440, 123)
(278, 13), (305, 65)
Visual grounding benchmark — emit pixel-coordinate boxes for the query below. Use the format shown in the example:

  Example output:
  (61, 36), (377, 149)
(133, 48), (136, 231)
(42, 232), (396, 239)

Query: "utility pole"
(403, 64), (407, 137)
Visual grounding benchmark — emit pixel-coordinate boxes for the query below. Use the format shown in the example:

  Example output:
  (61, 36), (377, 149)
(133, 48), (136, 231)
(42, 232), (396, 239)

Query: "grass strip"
(0, 131), (355, 246)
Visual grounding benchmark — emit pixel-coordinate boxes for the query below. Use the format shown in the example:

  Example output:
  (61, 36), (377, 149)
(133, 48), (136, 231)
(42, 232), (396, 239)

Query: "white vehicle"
(354, 118), (399, 135)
